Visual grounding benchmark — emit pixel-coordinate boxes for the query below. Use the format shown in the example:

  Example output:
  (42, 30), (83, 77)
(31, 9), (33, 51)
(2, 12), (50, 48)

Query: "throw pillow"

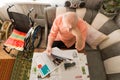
(85, 22), (109, 49)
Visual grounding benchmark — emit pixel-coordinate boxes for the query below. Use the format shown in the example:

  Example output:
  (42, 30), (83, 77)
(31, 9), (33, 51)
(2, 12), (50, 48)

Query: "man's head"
(62, 12), (78, 31)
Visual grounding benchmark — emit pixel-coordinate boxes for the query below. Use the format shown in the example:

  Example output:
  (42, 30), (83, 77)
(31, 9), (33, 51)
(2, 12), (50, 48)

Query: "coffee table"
(29, 48), (90, 80)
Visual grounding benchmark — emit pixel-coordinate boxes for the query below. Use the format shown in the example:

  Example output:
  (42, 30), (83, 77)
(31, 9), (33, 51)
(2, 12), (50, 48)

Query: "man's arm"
(71, 27), (83, 51)
(71, 19), (87, 51)
(46, 37), (54, 55)
(76, 20), (87, 51)
(45, 16), (60, 55)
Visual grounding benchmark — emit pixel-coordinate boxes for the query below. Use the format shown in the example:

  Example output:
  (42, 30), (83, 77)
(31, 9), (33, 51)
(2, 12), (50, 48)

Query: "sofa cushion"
(76, 8), (98, 24)
(91, 12), (119, 35)
(86, 22), (109, 49)
(84, 9), (98, 24)
(99, 29), (120, 50)
(100, 42), (120, 61)
(98, 20), (119, 35)
(115, 12), (120, 28)
(44, 6), (56, 29)
(85, 0), (103, 10)
(76, 8), (86, 19)
(99, 29), (120, 80)
(56, 7), (67, 17)
(56, 7), (76, 17)
(103, 55), (120, 80)
(104, 56), (120, 74)
(91, 12), (110, 30)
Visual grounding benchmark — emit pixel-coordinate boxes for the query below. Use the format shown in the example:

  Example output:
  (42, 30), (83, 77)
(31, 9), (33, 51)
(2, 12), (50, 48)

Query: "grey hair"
(63, 12), (78, 25)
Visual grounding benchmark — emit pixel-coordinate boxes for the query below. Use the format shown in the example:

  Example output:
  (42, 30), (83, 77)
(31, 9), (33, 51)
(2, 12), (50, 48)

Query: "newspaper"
(29, 47), (90, 80)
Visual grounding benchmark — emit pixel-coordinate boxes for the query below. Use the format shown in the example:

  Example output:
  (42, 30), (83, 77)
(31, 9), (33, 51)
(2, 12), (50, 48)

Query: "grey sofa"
(44, 1), (120, 80)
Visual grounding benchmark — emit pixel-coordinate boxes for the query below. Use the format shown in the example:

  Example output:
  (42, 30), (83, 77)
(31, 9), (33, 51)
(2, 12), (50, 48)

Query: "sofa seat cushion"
(99, 29), (120, 50)
(104, 56), (120, 74)
(100, 42), (120, 60)
(99, 29), (120, 80)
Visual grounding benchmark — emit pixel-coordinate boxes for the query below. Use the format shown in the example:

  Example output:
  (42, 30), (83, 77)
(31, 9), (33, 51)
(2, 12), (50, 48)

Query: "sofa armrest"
(85, 44), (107, 80)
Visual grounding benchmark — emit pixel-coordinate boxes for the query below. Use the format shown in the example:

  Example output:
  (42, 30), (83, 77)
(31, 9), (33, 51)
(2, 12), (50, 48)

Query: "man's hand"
(44, 47), (52, 55)
(71, 27), (83, 51)
(75, 39), (82, 51)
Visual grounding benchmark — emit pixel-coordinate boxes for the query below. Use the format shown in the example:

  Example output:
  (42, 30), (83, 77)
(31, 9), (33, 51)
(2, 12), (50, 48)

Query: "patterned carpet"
(0, 59), (15, 80)
(10, 50), (34, 80)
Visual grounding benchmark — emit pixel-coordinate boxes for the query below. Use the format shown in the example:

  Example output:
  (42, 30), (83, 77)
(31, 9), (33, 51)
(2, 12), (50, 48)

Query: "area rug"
(10, 50), (33, 80)
(0, 59), (15, 80)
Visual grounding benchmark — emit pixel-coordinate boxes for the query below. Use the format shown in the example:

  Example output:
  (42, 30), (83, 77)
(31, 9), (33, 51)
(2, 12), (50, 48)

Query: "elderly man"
(45, 12), (87, 55)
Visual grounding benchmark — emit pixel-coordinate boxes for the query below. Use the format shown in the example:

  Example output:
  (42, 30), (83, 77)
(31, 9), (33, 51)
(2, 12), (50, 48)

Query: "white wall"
(0, 0), (67, 7)
(38, 0), (67, 6)
(0, 0), (67, 20)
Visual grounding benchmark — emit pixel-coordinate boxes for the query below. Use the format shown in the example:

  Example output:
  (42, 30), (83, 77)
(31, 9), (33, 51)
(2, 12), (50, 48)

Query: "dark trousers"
(52, 41), (75, 49)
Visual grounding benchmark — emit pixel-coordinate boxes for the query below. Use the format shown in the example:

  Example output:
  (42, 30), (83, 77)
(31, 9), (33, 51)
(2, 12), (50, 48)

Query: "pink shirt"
(48, 15), (87, 50)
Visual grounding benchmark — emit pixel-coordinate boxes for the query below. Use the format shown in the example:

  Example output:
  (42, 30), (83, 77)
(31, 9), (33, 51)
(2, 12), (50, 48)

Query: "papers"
(52, 47), (78, 60)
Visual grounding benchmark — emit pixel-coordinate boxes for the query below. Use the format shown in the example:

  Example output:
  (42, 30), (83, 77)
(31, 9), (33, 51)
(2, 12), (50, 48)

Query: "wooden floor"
(0, 41), (16, 80)
(0, 42), (15, 59)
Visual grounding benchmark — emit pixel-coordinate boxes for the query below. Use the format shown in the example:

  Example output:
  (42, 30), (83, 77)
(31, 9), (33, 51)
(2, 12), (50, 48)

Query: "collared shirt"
(48, 15), (87, 51)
